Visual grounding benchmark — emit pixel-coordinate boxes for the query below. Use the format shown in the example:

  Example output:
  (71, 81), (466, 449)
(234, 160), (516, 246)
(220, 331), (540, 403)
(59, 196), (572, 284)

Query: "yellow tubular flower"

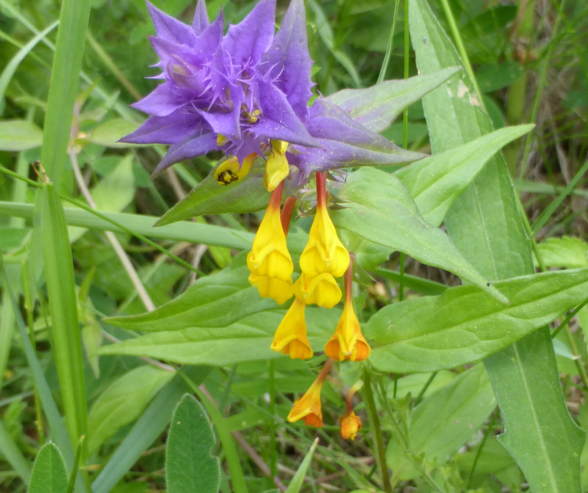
(270, 298), (312, 359)
(215, 153), (256, 186)
(340, 411), (362, 440)
(294, 273), (341, 309)
(264, 140), (290, 191)
(247, 182), (294, 304)
(300, 172), (349, 278)
(288, 359), (334, 427)
(324, 259), (371, 361)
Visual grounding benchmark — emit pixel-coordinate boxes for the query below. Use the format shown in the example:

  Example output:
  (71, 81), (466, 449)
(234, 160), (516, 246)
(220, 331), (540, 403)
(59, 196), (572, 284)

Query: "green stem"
(467, 410), (499, 488)
(412, 371), (437, 408)
(564, 326), (588, 392)
(552, 298), (588, 340)
(268, 360), (277, 482)
(362, 368), (392, 493)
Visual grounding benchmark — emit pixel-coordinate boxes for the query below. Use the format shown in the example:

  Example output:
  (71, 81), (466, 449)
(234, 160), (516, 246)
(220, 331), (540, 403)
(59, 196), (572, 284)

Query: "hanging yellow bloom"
(270, 298), (312, 359)
(288, 359), (334, 427)
(294, 273), (341, 309)
(340, 411), (362, 440)
(264, 140), (289, 192)
(215, 153), (256, 186)
(324, 258), (370, 361)
(300, 172), (349, 278)
(247, 182), (294, 304)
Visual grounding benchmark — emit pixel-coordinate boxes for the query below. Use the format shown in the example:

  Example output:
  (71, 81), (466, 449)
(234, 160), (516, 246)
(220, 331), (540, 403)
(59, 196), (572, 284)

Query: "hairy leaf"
(166, 394), (220, 493)
(29, 443), (68, 493)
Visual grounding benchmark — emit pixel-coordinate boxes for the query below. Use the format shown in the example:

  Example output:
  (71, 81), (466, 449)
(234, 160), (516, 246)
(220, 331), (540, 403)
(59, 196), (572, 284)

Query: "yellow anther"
(217, 134), (229, 146)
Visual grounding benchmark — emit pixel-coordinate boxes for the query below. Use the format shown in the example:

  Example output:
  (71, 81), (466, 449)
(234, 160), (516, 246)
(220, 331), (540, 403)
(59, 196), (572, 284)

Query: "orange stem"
(280, 196), (297, 235)
(315, 172), (326, 208)
(317, 358), (335, 384)
(344, 254), (353, 303)
(269, 180), (285, 210)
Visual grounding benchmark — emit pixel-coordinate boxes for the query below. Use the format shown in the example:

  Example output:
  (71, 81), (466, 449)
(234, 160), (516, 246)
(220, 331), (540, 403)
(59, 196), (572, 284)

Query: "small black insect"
(217, 169), (239, 186)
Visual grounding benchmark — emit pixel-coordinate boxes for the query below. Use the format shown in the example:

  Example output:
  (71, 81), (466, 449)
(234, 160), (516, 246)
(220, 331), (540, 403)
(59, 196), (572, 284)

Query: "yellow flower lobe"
(294, 273), (342, 308)
(270, 298), (312, 359)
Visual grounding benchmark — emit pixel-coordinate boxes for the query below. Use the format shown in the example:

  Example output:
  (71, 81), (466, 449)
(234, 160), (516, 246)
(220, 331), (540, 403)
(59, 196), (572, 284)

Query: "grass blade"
(39, 0), (91, 190)
(0, 419), (31, 484)
(39, 182), (87, 449)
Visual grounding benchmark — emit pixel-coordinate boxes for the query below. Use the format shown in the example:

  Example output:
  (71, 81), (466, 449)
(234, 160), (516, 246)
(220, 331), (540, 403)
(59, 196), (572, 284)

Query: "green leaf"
(40, 183), (87, 448)
(105, 252), (276, 332)
(157, 161), (269, 226)
(0, 202), (255, 250)
(0, 419), (31, 483)
(40, 0), (91, 190)
(386, 365), (496, 480)
(477, 62), (523, 93)
(395, 124), (534, 227)
(99, 308), (339, 366)
(87, 365), (174, 454)
(87, 119), (140, 148)
(537, 237), (588, 269)
(409, 1), (585, 491)
(29, 443), (68, 493)
(0, 120), (43, 151)
(461, 5), (517, 39)
(374, 268), (447, 296)
(285, 439), (319, 493)
(331, 167), (507, 303)
(0, 21), (59, 105)
(389, 370), (456, 400)
(166, 394), (220, 493)
(92, 367), (211, 493)
(366, 268), (588, 373)
(326, 67), (461, 133)
(92, 155), (135, 212)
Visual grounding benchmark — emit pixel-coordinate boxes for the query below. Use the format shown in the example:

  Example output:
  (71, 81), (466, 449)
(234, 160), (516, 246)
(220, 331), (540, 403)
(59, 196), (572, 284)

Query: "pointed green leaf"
(157, 162), (269, 226)
(87, 119), (140, 148)
(87, 365), (174, 454)
(105, 252), (276, 332)
(396, 124), (534, 227)
(331, 167), (508, 303)
(409, 2), (585, 491)
(386, 365), (496, 479)
(285, 439), (319, 493)
(99, 308), (339, 366)
(166, 394), (220, 493)
(367, 268), (588, 373)
(29, 443), (68, 493)
(326, 67), (461, 133)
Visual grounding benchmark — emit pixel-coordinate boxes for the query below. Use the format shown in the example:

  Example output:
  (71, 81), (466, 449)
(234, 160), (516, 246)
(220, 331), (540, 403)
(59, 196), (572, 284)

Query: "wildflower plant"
(3, 0), (587, 491)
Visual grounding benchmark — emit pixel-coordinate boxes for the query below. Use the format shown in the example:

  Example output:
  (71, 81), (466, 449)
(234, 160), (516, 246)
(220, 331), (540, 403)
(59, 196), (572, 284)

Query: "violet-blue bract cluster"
(122, 0), (421, 186)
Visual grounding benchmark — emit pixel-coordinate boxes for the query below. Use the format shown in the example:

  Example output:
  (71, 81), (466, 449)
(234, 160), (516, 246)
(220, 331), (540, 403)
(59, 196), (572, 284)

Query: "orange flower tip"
(340, 412), (362, 440)
(304, 414), (324, 427)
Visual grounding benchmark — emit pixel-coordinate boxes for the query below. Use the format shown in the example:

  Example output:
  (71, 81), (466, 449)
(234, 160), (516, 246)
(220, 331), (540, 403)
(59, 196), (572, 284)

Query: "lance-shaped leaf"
(536, 236), (588, 269)
(330, 167), (507, 303)
(387, 364), (496, 480)
(409, 1), (585, 492)
(396, 124), (534, 227)
(105, 252), (277, 332)
(326, 67), (461, 133)
(166, 394), (220, 493)
(366, 268), (588, 373)
(156, 162), (270, 226)
(99, 309), (339, 366)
